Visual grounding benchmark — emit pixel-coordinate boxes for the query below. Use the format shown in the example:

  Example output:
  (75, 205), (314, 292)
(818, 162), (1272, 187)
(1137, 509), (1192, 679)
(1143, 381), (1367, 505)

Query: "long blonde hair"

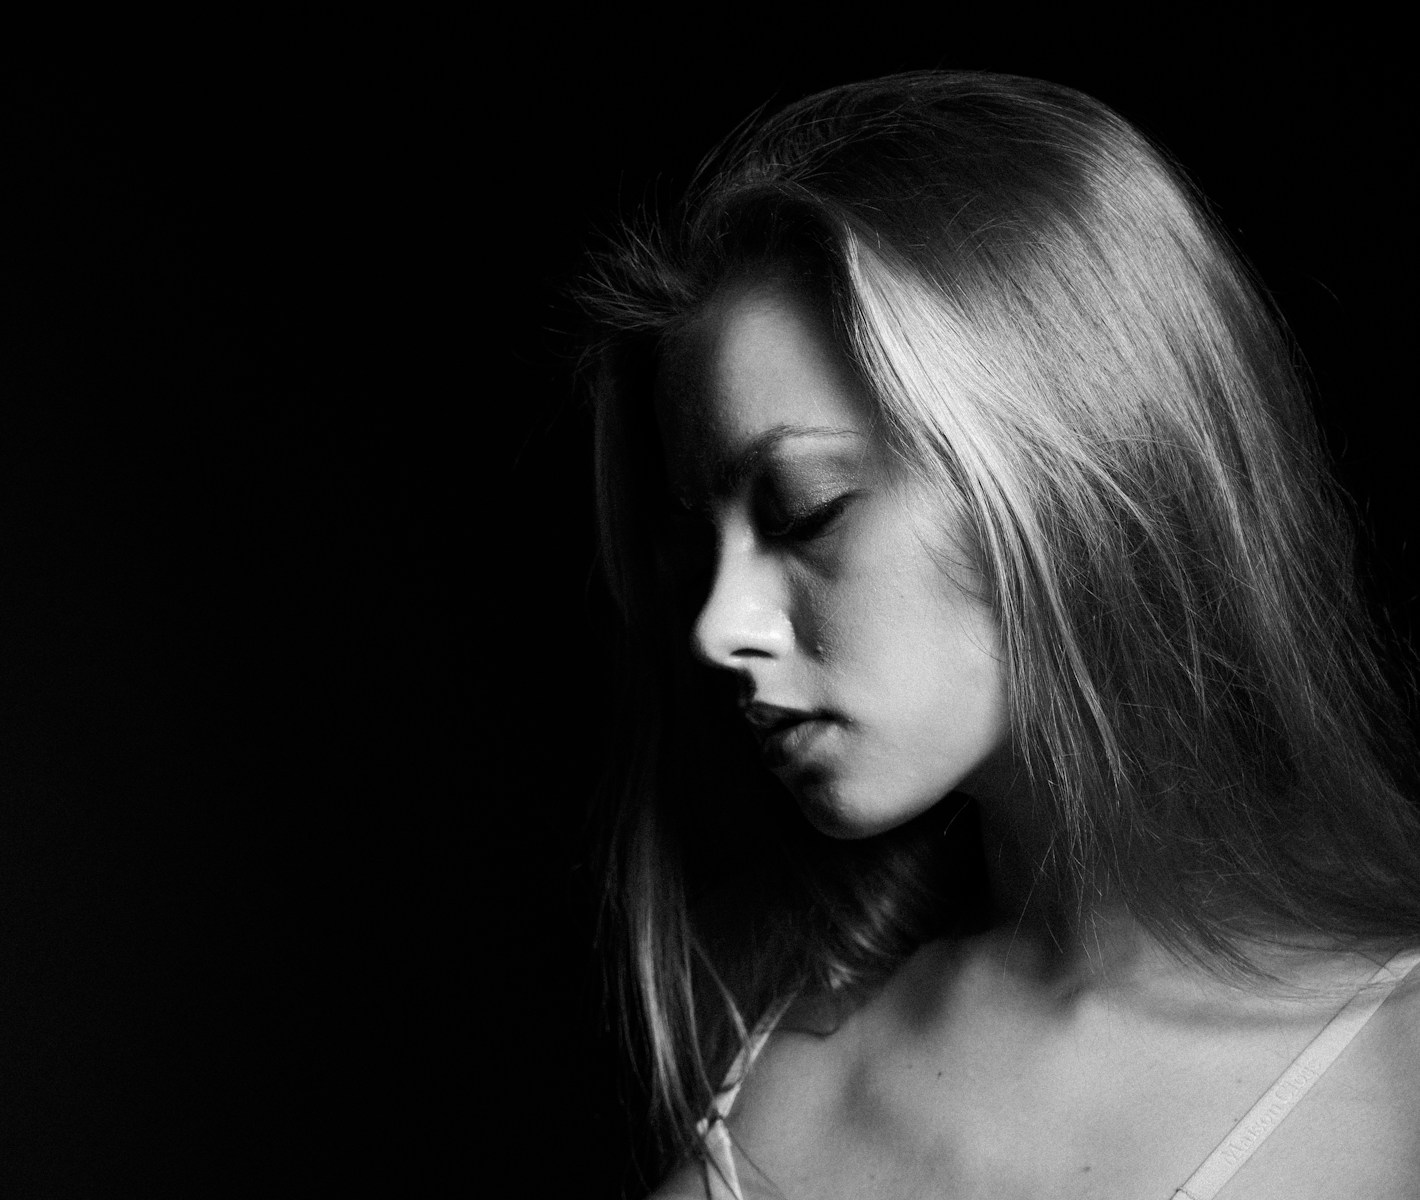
(579, 71), (1420, 1167)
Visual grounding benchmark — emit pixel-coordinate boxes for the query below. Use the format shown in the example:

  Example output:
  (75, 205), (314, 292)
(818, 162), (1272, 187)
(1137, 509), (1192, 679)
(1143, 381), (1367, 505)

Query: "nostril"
(688, 537), (791, 666)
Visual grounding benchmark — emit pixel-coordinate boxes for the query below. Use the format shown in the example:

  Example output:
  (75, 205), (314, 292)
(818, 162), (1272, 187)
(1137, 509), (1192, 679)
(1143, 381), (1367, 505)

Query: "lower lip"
(760, 718), (836, 769)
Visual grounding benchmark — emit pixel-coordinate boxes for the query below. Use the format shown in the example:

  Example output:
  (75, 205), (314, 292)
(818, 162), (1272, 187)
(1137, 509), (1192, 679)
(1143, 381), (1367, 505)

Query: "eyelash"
(763, 494), (853, 542)
(658, 494), (855, 577)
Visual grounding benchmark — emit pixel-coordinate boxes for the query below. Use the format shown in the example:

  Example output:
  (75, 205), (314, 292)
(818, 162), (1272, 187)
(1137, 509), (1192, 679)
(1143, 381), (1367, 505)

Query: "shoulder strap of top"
(713, 993), (799, 1122)
(1171, 946), (1420, 1200)
(695, 994), (799, 1200)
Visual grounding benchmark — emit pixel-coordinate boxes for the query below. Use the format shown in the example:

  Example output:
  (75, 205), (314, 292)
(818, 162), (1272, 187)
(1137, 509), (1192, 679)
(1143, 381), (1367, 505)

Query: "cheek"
(781, 559), (852, 662)
(945, 624), (1007, 742)
(785, 499), (1003, 705)
(856, 552), (1004, 736)
(793, 563), (955, 704)
(896, 609), (1002, 735)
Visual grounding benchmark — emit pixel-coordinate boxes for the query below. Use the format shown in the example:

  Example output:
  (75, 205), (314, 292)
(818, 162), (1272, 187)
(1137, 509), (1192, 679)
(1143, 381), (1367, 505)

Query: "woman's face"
(654, 274), (1010, 837)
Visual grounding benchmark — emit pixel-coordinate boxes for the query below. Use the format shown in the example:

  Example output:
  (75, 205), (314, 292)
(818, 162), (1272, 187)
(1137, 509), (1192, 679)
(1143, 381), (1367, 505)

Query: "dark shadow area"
(2, 56), (469, 1193)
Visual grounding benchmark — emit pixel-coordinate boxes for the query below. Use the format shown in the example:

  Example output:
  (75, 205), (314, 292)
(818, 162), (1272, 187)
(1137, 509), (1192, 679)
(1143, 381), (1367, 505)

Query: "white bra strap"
(711, 993), (798, 1122)
(696, 1118), (746, 1200)
(695, 993), (799, 1200)
(1172, 946), (1420, 1200)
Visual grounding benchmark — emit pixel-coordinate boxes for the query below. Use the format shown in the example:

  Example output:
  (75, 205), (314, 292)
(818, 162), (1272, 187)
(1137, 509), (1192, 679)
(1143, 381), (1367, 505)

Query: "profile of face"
(654, 273), (1010, 838)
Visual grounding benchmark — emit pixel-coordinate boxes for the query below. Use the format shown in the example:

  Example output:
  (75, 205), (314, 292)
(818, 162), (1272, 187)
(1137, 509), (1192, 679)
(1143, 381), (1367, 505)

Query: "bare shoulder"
(725, 940), (959, 1164)
(723, 991), (860, 1142)
(633, 1008), (856, 1200)
(1245, 950), (1420, 1197)
(636, 969), (927, 1200)
(1365, 949), (1420, 1094)
(638, 979), (903, 1200)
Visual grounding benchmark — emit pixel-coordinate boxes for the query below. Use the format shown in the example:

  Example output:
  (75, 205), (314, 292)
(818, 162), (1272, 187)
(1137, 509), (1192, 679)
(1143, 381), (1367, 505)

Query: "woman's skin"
(649, 274), (1420, 1199)
(653, 272), (1010, 841)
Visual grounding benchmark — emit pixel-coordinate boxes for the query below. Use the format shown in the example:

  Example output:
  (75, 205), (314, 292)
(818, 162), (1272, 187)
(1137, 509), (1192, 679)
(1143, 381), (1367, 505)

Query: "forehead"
(653, 277), (874, 486)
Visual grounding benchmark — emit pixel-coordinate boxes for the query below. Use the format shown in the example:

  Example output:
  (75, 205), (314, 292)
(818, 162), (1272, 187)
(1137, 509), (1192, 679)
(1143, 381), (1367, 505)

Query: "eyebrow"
(707, 424), (865, 498)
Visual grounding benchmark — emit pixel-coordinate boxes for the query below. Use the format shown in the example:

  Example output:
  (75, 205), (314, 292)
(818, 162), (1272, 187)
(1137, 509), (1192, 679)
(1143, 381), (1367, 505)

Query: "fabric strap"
(696, 1119), (743, 1200)
(1171, 946), (1420, 1200)
(696, 994), (798, 1200)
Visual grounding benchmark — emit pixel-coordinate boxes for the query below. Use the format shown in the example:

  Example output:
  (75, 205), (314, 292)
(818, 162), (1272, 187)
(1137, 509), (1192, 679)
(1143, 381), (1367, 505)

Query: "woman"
(580, 72), (1420, 1198)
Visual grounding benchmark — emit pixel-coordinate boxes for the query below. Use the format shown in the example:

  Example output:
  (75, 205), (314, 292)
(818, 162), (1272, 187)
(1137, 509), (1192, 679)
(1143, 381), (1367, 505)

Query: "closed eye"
(763, 494), (855, 542)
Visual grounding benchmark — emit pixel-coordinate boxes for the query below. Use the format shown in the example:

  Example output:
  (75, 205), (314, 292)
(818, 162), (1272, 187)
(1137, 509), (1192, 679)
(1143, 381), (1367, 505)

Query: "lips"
(741, 701), (836, 768)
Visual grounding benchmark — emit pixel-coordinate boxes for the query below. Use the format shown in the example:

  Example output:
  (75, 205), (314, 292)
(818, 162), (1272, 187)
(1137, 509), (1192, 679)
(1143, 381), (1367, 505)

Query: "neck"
(962, 751), (1061, 925)
(966, 795), (1387, 1005)
(956, 750), (1388, 998)
(961, 756), (1177, 991)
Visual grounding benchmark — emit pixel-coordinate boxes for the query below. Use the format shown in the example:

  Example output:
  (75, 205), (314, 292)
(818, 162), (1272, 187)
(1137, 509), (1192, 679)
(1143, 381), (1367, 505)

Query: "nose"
(691, 528), (792, 670)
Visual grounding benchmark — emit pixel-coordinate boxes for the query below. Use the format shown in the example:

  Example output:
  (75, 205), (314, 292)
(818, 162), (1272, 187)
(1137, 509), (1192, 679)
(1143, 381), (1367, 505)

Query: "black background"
(1, 27), (1415, 1198)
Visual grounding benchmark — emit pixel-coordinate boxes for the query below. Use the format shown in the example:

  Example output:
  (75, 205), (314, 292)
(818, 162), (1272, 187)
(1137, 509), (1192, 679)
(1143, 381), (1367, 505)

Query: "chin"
(799, 803), (876, 840)
(791, 775), (944, 840)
